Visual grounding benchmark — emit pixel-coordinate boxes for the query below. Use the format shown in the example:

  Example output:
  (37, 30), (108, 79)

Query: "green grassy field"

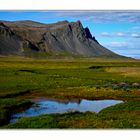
(0, 56), (140, 128)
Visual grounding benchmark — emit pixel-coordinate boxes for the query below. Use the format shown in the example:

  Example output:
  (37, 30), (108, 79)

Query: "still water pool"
(10, 98), (123, 123)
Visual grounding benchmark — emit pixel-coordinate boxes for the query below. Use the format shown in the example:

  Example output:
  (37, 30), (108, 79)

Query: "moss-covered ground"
(0, 56), (140, 128)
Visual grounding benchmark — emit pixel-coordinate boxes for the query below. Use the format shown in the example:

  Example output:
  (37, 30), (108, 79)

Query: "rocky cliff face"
(0, 22), (23, 55)
(0, 20), (117, 57)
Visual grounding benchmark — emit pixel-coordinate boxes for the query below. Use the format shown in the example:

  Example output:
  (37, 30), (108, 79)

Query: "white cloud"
(116, 32), (125, 37)
(49, 11), (140, 23)
(103, 40), (140, 49)
(100, 32), (127, 38)
(131, 33), (140, 38)
(102, 41), (140, 58)
(100, 31), (140, 39)
(101, 32), (111, 37)
(104, 41), (128, 48)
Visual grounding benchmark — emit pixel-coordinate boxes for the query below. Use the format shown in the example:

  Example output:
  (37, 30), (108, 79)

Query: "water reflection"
(10, 98), (123, 123)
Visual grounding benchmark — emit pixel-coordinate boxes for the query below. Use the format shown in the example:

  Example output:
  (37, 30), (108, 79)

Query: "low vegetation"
(106, 67), (140, 78)
(0, 98), (32, 126)
(0, 56), (140, 128)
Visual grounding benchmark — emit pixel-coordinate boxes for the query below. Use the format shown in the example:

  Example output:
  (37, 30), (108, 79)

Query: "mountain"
(0, 20), (118, 57)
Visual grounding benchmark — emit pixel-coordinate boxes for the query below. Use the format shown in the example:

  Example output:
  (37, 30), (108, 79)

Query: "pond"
(10, 98), (123, 123)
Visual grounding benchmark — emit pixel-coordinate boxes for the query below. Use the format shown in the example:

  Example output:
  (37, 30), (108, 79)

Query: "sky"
(0, 11), (140, 58)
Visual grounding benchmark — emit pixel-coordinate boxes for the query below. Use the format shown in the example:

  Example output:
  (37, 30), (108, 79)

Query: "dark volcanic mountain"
(0, 20), (118, 57)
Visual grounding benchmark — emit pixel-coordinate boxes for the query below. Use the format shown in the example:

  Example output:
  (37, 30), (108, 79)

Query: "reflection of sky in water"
(10, 98), (123, 123)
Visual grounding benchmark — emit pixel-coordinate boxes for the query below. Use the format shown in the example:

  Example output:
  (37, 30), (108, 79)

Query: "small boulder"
(132, 83), (140, 87)
(119, 82), (129, 88)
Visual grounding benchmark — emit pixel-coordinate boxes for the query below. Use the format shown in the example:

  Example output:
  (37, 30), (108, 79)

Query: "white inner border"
(0, 130), (140, 140)
(0, 0), (140, 10)
(0, 0), (140, 140)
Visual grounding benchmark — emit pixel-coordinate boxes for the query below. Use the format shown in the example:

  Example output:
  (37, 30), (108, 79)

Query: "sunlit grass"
(106, 67), (140, 78)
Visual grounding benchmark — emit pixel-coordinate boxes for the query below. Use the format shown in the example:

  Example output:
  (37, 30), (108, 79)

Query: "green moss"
(0, 98), (32, 126)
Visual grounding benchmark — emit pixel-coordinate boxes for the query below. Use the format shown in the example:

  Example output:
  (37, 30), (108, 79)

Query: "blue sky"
(0, 11), (140, 58)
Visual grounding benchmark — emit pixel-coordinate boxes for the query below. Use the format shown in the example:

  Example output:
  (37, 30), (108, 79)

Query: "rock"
(132, 83), (140, 87)
(0, 22), (39, 55)
(0, 20), (118, 57)
(0, 23), (23, 55)
(119, 82), (129, 88)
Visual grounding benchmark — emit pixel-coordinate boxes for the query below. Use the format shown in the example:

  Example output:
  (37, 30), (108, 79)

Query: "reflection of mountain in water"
(34, 98), (82, 105)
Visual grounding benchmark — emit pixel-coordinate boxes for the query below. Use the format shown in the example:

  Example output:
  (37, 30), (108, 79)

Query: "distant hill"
(0, 20), (119, 57)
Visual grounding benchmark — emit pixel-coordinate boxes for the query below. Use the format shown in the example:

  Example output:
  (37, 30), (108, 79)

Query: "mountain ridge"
(0, 20), (119, 57)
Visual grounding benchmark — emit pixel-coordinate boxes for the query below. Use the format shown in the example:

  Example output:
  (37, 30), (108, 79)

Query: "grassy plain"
(0, 56), (140, 128)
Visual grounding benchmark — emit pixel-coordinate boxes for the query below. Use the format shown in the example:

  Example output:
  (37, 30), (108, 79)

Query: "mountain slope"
(0, 22), (23, 55)
(0, 20), (118, 57)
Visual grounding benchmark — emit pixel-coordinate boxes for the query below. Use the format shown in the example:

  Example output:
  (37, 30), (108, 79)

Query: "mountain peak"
(0, 22), (8, 28)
